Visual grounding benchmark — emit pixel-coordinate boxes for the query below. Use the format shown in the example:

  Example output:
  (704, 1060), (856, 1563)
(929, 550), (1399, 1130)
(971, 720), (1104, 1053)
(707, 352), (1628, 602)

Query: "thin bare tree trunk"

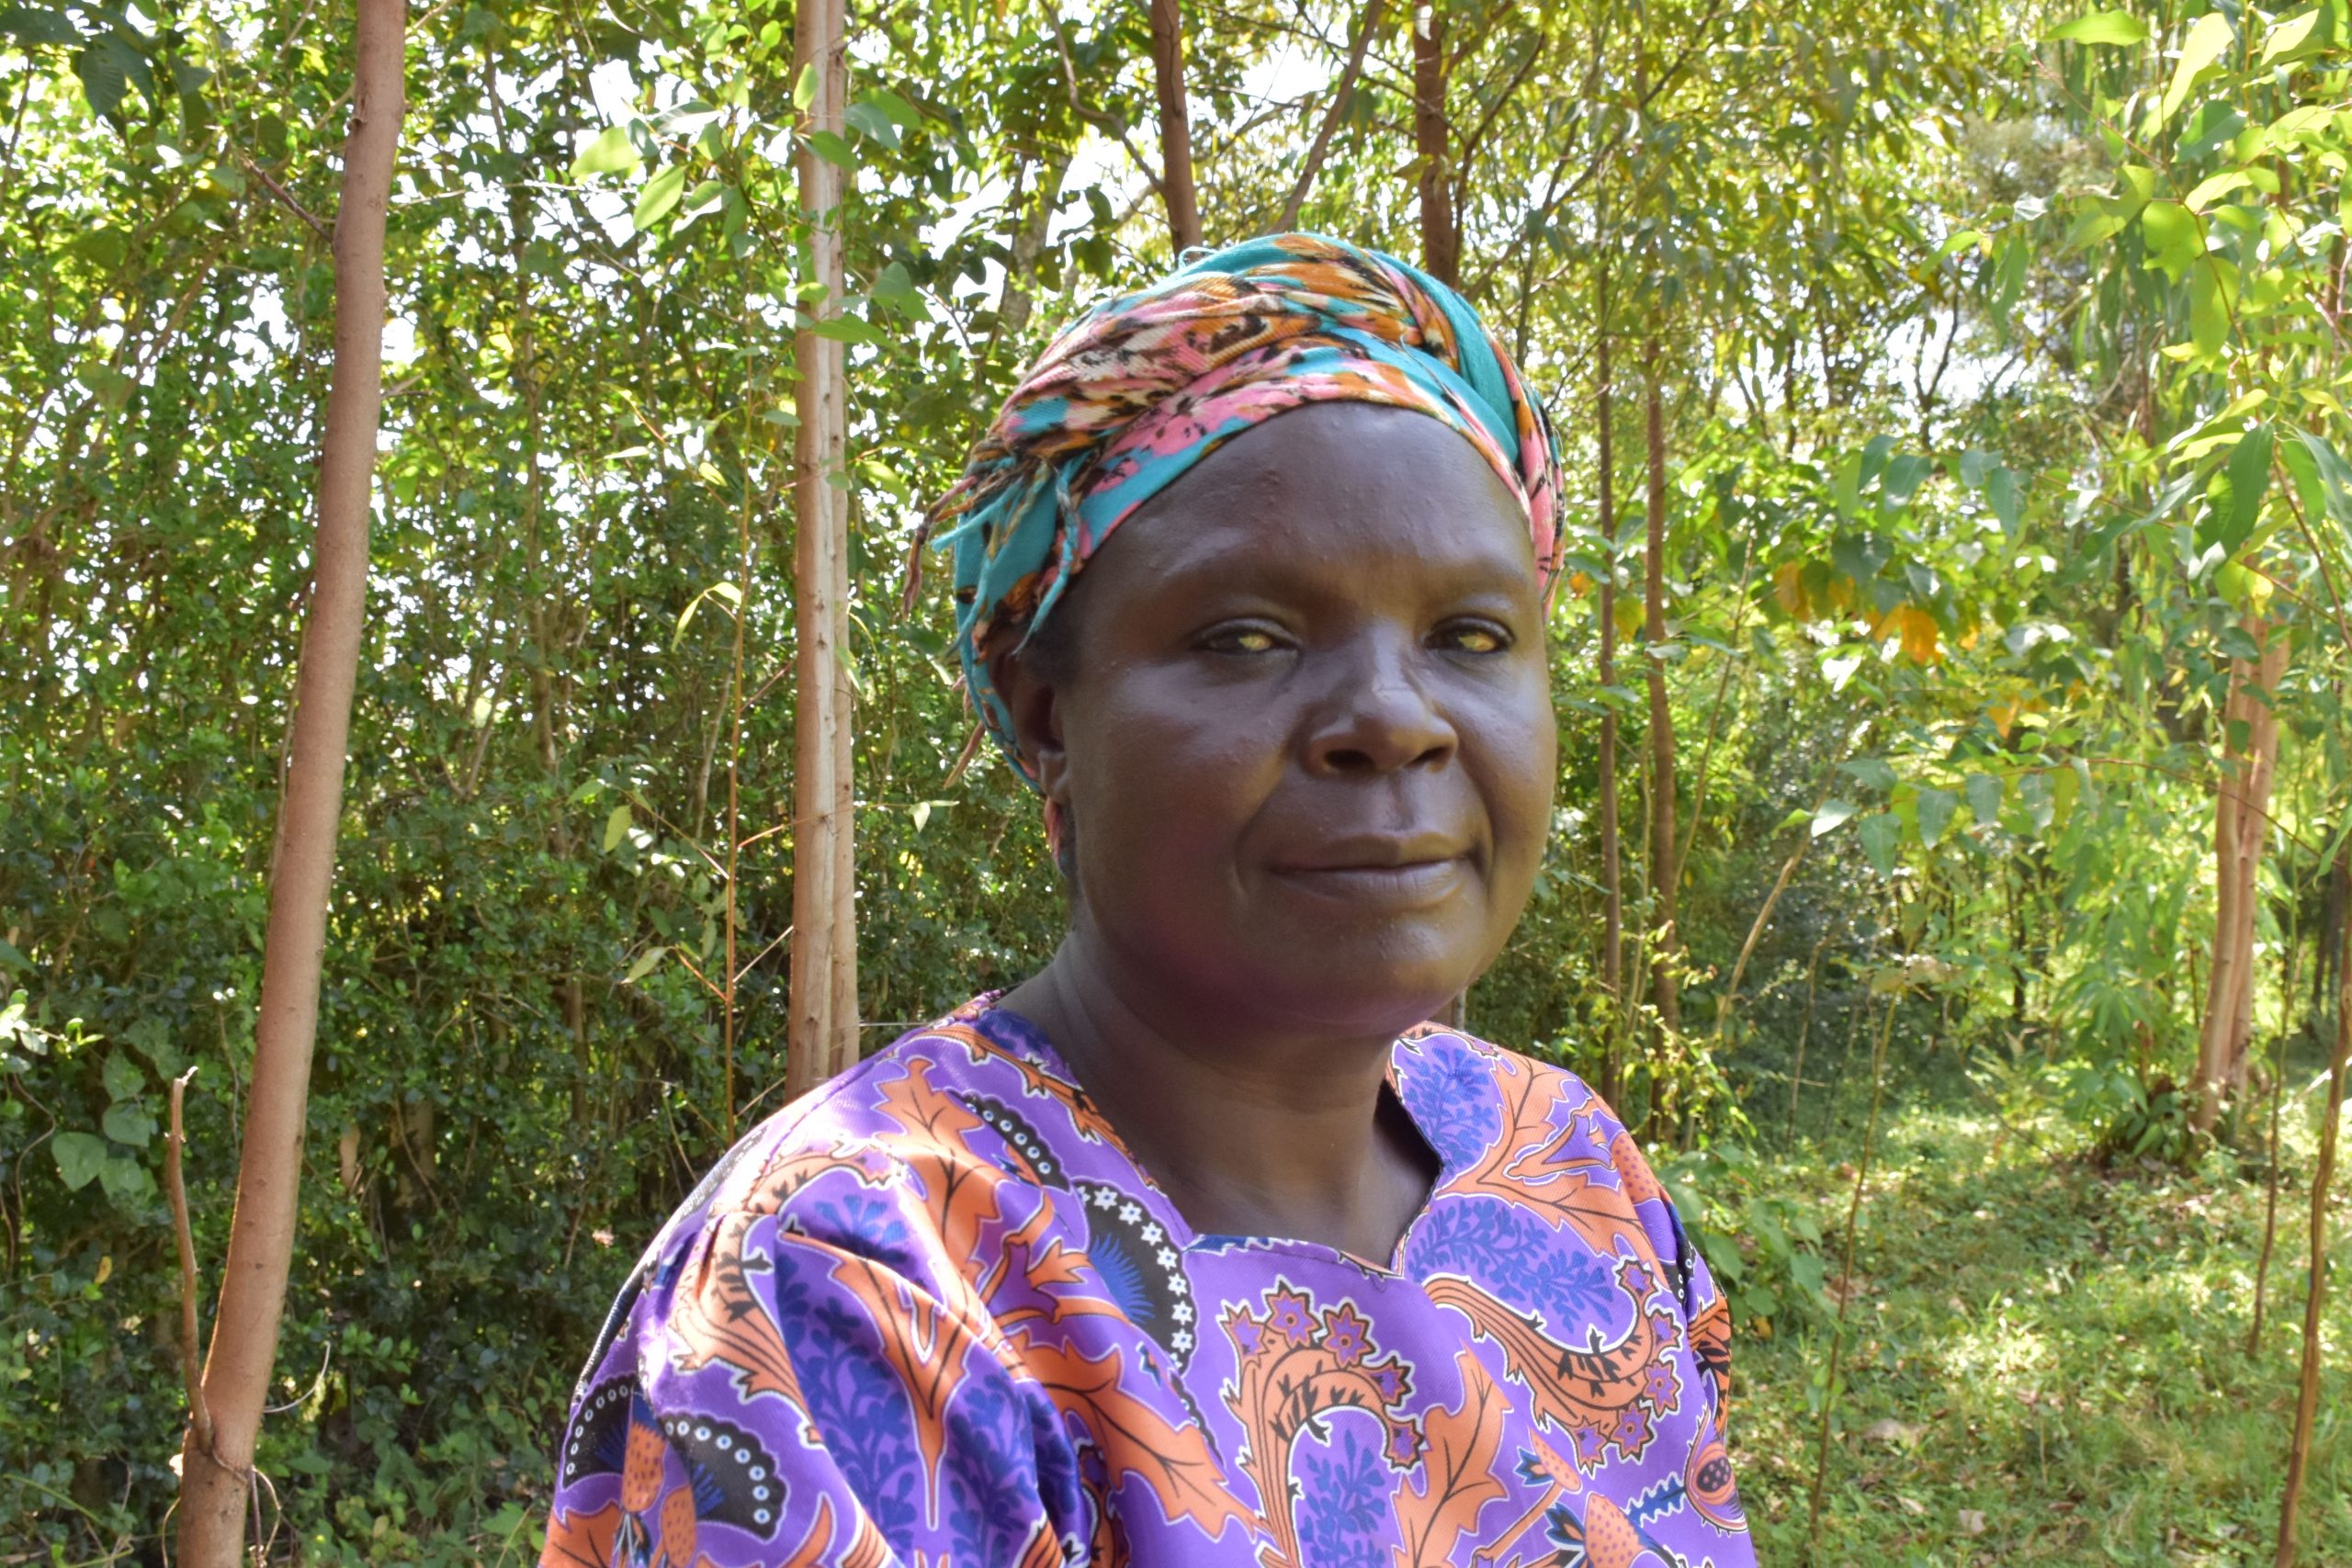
(1148, 0), (1202, 252)
(1786, 935), (1829, 1141)
(2276, 852), (2350, 1565)
(2195, 620), (2287, 1132)
(1276, 0), (1385, 231)
(175, 1), (403, 1559)
(1411, 2), (1457, 285)
(786, 0), (858, 1097)
(1718, 839), (1806, 1043)
(1810, 986), (1900, 1552)
(1596, 276), (1623, 1107)
(1643, 340), (1679, 1039)
(2250, 845), (2300, 1355)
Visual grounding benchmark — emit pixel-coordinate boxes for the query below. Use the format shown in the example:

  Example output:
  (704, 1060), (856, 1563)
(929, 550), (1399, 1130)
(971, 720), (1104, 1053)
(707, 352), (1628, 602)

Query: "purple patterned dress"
(540, 999), (1753, 1568)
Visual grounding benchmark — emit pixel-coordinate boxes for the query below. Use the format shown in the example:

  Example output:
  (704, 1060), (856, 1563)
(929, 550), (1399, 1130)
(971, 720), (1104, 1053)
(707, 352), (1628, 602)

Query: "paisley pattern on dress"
(539, 998), (1753, 1568)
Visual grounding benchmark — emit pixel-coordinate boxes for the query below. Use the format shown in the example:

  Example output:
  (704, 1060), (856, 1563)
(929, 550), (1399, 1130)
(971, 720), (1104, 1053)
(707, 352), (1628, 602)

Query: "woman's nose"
(1303, 637), (1457, 775)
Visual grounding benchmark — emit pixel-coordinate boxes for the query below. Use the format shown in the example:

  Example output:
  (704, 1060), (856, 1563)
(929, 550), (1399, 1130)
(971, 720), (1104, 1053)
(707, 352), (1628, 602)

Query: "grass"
(1724, 1050), (2352, 1566)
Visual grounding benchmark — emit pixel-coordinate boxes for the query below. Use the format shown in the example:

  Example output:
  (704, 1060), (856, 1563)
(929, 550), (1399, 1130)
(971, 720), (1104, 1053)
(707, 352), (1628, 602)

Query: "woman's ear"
(990, 643), (1071, 804)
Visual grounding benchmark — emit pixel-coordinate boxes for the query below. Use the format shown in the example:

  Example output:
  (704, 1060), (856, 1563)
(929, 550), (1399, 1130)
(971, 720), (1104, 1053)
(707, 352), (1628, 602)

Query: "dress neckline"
(957, 996), (1460, 1278)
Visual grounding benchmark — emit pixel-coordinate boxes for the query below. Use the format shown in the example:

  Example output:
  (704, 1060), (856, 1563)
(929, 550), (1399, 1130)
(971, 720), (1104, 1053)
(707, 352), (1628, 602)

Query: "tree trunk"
(174, 0), (403, 1559)
(2276, 846), (2351, 1565)
(2194, 619), (2288, 1133)
(1595, 276), (1623, 1106)
(1411, 2), (1457, 286)
(786, 0), (859, 1098)
(2314, 828), (2347, 1034)
(1147, 0), (1202, 253)
(1643, 340), (1679, 1037)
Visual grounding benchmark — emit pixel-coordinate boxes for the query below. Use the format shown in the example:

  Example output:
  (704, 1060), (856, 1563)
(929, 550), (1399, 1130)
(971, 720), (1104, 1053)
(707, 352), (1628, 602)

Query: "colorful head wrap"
(919, 231), (1565, 789)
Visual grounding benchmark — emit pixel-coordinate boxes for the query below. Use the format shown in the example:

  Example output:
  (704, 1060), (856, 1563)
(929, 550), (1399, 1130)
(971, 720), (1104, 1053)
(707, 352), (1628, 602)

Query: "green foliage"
(2, 0), (2349, 1557)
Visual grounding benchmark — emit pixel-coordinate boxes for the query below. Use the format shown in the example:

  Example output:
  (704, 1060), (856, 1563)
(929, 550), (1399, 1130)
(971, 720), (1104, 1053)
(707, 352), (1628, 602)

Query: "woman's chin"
(1235, 959), (1482, 1041)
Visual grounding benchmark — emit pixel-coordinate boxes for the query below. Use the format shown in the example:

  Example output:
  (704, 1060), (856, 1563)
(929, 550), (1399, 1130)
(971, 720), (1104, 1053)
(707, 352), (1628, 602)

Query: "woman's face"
(1003, 401), (1557, 1039)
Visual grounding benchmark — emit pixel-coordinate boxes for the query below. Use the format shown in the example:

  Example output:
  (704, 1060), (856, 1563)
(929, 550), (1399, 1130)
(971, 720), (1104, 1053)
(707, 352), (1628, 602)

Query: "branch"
(167, 1068), (214, 1461)
(234, 150), (331, 243)
(1048, 12), (1165, 199)
(1276, 0), (1386, 231)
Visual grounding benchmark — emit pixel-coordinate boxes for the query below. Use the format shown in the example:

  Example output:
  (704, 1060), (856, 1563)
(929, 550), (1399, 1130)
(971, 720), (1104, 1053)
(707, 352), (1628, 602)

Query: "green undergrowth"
(1723, 1056), (2352, 1566)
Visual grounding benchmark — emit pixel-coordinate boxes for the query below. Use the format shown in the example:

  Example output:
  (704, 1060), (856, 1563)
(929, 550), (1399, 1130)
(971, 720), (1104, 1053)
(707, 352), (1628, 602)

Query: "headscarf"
(917, 231), (1565, 790)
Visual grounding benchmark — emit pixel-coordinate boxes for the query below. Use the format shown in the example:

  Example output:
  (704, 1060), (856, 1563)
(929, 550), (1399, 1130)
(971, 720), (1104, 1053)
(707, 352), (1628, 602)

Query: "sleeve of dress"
(1663, 1183), (1734, 1421)
(539, 1204), (1080, 1568)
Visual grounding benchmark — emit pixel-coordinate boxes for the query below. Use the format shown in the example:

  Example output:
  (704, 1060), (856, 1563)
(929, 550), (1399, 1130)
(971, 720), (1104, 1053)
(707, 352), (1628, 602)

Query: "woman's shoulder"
(1394, 1024), (1666, 1207)
(627, 1005), (1101, 1289)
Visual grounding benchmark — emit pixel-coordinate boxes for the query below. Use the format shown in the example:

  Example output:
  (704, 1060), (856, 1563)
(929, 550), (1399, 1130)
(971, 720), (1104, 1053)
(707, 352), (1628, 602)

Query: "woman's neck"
(999, 933), (1439, 1264)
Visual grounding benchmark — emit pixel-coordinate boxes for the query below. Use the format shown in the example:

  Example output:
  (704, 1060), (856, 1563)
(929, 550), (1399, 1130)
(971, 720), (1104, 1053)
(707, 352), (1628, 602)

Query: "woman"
(541, 235), (1751, 1568)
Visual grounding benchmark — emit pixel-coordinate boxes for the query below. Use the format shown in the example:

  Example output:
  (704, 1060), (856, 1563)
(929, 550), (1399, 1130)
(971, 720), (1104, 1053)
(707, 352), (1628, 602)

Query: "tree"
(1595, 271), (1626, 1104)
(786, 0), (859, 1095)
(174, 0), (405, 1558)
(1643, 340), (1680, 1046)
(2193, 619), (2289, 1131)
(1411, 1), (1457, 285)
(1148, 0), (1203, 252)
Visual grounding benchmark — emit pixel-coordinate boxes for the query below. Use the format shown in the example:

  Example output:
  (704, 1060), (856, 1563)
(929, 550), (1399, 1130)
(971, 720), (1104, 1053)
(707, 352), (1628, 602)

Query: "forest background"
(6, 0), (2352, 1559)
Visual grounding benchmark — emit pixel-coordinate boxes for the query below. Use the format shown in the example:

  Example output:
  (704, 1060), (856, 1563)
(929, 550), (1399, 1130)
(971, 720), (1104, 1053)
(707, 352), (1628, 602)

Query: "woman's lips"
(1272, 855), (1470, 908)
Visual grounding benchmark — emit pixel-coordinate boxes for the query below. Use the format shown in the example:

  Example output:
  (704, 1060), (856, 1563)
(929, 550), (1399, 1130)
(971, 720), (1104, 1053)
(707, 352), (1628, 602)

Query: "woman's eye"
(1437, 621), (1512, 654)
(1201, 626), (1284, 655)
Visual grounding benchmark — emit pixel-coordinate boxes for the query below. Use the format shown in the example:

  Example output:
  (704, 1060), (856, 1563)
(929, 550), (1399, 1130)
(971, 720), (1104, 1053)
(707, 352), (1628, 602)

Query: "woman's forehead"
(1089, 407), (1537, 597)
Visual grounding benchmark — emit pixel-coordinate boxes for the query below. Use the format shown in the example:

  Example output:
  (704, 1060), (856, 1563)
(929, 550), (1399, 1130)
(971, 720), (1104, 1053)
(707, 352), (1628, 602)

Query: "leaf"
(96, 1153), (152, 1203)
(74, 32), (153, 119)
(2218, 424), (2272, 554)
(1881, 454), (1934, 508)
(1991, 232), (2029, 322)
(2184, 169), (2253, 213)
(806, 315), (882, 344)
(1965, 773), (2004, 827)
(622, 946), (665, 985)
(569, 125), (640, 178)
(870, 259), (920, 315)
(2259, 8), (2322, 62)
(2048, 10), (2149, 44)
(791, 61), (817, 110)
(805, 129), (858, 170)
(1838, 758), (1899, 793)
(2140, 201), (2202, 280)
(651, 97), (719, 135)
(2290, 430), (2352, 529)
(53, 1132), (108, 1190)
(842, 99), (900, 148)
(2164, 14), (2236, 119)
(101, 1050), (143, 1102)
(1874, 604), (1941, 663)
(1934, 227), (1985, 260)
(630, 165), (685, 231)
(1916, 786), (1959, 848)
(75, 363), (134, 410)
(0, 5), (80, 45)
(2188, 262), (2230, 355)
(602, 803), (632, 852)
(102, 1101), (155, 1147)
(1812, 800), (1860, 838)
(1985, 464), (2023, 537)
(859, 86), (921, 131)
(1860, 813), (1902, 876)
